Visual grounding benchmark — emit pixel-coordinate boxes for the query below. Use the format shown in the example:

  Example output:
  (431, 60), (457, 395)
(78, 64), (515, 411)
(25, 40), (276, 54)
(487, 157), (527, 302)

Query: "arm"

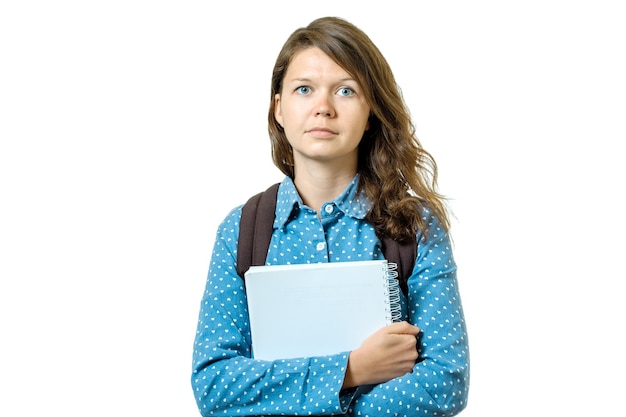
(348, 210), (470, 417)
(191, 208), (357, 416)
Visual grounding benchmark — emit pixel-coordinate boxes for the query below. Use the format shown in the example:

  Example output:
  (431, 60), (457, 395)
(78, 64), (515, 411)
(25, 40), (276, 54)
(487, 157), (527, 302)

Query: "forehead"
(285, 47), (353, 81)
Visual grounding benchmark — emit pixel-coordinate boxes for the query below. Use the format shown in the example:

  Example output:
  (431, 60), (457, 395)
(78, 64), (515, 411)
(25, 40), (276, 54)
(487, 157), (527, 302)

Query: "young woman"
(191, 16), (469, 417)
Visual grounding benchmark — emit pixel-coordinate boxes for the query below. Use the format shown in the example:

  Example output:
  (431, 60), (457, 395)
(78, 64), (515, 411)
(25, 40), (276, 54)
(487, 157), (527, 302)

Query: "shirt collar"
(274, 175), (371, 230)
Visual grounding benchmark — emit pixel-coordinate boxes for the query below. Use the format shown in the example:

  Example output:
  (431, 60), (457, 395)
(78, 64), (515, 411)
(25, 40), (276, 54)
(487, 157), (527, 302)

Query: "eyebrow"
(286, 77), (357, 84)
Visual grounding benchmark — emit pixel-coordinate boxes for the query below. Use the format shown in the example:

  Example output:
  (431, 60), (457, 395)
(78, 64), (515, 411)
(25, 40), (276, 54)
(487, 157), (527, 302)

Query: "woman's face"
(274, 47), (370, 171)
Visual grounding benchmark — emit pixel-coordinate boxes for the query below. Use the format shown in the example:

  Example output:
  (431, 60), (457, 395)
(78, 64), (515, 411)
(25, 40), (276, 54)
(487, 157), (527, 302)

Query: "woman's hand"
(342, 321), (420, 389)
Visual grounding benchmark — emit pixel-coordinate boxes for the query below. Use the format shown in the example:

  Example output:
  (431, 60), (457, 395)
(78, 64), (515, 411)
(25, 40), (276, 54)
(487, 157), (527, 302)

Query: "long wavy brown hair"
(268, 16), (450, 241)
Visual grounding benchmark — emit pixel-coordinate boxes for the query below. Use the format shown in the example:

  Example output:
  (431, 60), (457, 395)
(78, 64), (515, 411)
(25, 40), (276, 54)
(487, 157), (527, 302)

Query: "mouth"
(306, 127), (337, 138)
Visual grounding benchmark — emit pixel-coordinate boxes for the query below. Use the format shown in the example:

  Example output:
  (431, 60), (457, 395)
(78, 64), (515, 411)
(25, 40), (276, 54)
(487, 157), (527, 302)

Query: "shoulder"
(214, 204), (244, 241)
(413, 205), (456, 270)
(415, 204), (451, 247)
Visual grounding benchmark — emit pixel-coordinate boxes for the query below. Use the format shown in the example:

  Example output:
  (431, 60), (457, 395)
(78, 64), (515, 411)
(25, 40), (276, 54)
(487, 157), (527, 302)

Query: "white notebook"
(244, 259), (400, 361)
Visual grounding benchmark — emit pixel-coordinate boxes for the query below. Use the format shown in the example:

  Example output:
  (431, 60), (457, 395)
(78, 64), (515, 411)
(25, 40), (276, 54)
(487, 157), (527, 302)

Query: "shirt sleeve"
(191, 208), (358, 416)
(348, 210), (470, 417)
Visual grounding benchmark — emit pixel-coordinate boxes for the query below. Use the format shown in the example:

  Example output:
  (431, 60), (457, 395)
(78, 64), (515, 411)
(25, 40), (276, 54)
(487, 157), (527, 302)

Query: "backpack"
(236, 183), (417, 296)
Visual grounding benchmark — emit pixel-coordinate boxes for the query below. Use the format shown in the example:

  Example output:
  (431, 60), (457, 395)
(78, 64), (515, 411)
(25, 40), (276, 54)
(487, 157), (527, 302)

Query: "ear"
(274, 93), (283, 127)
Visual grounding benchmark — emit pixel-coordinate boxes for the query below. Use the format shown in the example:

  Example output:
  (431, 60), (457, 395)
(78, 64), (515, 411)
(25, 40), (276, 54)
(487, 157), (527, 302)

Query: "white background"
(1, 1), (624, 416)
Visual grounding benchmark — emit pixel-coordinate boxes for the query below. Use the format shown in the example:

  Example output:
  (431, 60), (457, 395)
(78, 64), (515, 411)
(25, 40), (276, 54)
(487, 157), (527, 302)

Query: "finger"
(388, 321), (420, 335)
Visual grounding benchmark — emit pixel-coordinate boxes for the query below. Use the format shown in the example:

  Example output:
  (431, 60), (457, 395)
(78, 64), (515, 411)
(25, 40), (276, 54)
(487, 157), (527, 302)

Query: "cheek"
(278, 107), (303, 131)
(357, 110), (371, 133)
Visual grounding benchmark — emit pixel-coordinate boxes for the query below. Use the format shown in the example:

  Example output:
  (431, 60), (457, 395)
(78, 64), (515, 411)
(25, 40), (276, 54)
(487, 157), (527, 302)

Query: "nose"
(315, 94), (335, 117)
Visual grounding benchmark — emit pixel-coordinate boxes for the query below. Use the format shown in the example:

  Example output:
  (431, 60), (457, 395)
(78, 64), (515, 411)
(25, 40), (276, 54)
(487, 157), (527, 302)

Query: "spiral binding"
(383, 262), (402, 322)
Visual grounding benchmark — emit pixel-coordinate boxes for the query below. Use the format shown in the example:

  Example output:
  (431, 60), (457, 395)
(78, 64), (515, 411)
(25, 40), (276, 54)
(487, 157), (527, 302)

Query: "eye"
(296, 86), (311, 95)
(337, 87), (355, 97)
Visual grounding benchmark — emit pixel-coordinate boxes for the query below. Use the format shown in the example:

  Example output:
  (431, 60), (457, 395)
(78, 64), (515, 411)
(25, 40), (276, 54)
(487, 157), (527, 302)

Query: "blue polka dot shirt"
(191, 176), (470, 416)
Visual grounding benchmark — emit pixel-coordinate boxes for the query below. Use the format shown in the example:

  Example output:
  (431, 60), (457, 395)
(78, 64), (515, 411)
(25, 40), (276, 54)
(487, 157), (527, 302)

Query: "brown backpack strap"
(236, 183), (280, 279)
(381, 235), (417, 297)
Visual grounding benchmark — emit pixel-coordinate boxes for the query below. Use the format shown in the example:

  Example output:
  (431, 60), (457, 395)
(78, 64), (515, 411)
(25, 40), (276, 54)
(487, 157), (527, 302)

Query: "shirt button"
(316, 242), (326, 251)
(324, 204), (334, 214)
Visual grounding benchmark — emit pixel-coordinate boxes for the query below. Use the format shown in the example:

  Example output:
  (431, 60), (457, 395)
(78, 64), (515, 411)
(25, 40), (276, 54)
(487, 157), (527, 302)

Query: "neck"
(293, 167), (356, 213)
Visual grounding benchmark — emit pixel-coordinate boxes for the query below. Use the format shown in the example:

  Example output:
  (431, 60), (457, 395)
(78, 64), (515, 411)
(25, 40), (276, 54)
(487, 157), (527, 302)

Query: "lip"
(306, 127), (337, 139)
